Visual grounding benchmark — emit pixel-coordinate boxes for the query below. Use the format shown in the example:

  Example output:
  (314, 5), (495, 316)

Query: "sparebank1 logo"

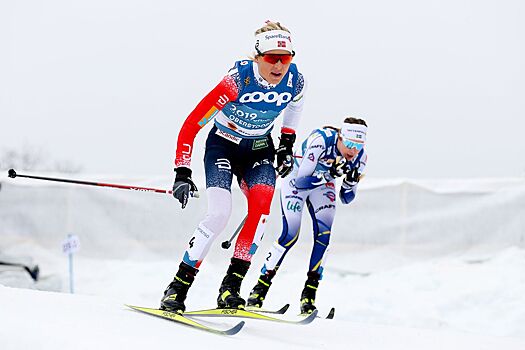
(239, 91), (292, 106)
(286, 201), (301, 212)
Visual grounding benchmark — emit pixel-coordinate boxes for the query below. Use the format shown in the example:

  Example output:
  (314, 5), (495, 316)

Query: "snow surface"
(1, 282), (524, 350)
(1, 176), (525, 349)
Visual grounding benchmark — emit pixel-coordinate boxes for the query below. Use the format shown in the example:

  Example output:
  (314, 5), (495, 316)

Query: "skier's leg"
(160, 262), (198, 313)
(247, 178), (307, 308)
(182, 187), (232, 269)
(300, 185), (337, 314)
(217, 155), (276, 309)
(233, 183), (274, 260)
(306, 185), (336, 276)
(299, 270), (321, 315)
(181, 136), (235, 268)
(262, 178), (306, 271)
(162, 133), (234, 313)
(216, 257), (251, 309)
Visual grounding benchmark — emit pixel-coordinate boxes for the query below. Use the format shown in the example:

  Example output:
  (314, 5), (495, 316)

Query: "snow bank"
(1, 174), (524, 259)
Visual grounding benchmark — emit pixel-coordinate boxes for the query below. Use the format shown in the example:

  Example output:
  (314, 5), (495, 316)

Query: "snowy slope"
(1, 177), (525, 349)
(1, 284), (524, 350)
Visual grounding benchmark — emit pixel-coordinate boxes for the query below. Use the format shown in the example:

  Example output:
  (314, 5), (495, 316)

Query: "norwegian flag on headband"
(277, 41), (286, 47)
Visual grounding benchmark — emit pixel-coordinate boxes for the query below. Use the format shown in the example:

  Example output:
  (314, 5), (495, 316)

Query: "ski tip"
(126, 304), (162, 313)
(224, 320), (245, 336)
(125, 304), (245, 336)
(276, 303), (290, 314)
(326, 307), (335, 319)
(26, 265), (40, 282)
(298, 309), (318, 325)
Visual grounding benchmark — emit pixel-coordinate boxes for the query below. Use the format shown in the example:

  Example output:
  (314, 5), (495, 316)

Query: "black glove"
(343, 167), (360, 186)
(275, 132), (296, 177)
(328, 156), (348, 178)
(172, 167), (198, 209)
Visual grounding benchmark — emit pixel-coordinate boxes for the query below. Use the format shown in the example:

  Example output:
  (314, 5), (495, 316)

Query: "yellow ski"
(126, 305), (245, 336)
(184, 307), (317, 325)
(245, 303), (290, 314)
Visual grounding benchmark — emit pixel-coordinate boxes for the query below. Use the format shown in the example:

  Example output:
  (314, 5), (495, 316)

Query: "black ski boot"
(160, 262), (198, 314)
(217, 257), (250, 309)
(246, 270), (276, 308)
(300, 271), (320, 314)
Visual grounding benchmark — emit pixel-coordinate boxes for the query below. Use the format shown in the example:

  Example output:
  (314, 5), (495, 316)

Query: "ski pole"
(220, 170), (286, 250)
(0, 261), (40, 281)
(221, 215), (247, 249)
(7, 169), (199, 198)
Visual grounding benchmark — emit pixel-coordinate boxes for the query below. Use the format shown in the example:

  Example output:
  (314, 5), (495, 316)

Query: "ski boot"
(300, 271), (320, 315)
(217, 257), (250, 309)
(160, 262), (198, 314)
(246, 270), (276, 308)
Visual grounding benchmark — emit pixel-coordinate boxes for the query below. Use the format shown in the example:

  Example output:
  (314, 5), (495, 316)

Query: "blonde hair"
(250, 21), (291, 60)
(255, 21), (291, 35)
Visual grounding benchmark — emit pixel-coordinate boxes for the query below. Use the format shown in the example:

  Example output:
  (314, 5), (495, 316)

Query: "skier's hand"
(328, 156), (348, 179)
(172, 167), (198, 209)
(343, 167), (360, 187)
(276, 149), (293, 177)
(275, 132), (296, 177)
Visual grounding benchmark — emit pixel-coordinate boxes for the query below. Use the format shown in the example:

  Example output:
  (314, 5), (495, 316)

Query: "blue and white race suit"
(260, 127), (367, 278)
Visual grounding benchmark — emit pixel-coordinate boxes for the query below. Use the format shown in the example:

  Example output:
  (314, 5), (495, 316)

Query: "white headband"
(341, 123), (367, 143)
(255, 30), (294, 54)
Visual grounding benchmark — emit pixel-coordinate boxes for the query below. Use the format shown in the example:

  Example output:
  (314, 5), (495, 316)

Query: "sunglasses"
(343, 139), (364, 151)
(260, 53), (294, 65)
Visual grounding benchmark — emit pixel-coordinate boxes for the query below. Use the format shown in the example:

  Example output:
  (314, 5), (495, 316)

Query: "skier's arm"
(292, 134), (328, 190)
(293, 174), (329, 190)
(339, 153), (367, 204)
(275, 74), (306, 177)
(280, 73), (306, 134)
(174, 75), (239, 168)
(294, 156), (347, 190)
(339, 176), (357, 204)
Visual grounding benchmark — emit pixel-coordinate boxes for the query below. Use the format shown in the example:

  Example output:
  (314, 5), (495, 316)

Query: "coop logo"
(239, 91), (292, 106)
